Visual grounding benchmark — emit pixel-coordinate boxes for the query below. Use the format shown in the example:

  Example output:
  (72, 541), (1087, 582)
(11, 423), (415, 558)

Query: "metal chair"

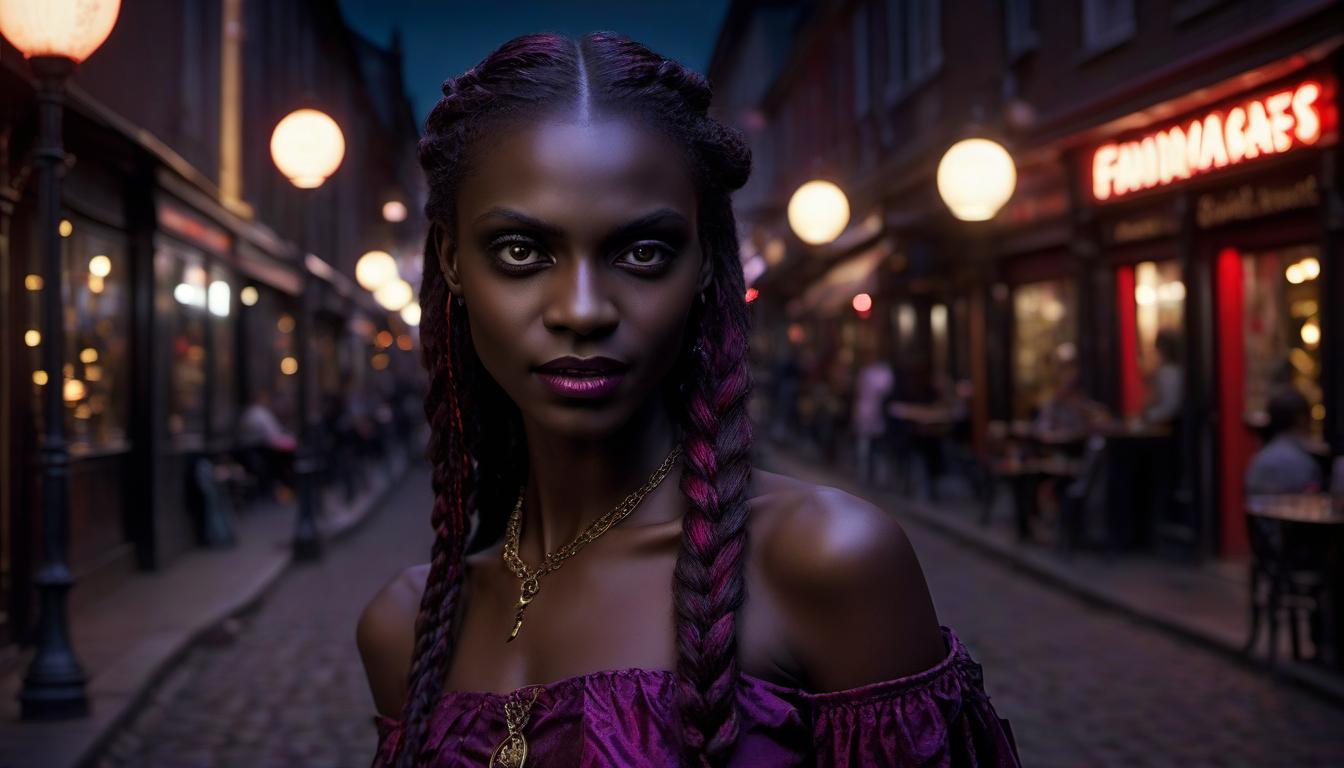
(1243, 512), (1329, 665)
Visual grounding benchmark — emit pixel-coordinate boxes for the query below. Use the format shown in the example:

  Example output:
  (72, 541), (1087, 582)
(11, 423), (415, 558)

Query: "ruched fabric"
(371, 627), (1020, 767)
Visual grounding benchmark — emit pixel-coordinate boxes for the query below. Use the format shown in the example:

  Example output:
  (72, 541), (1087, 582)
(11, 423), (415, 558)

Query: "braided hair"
(393, 32), (753, 768)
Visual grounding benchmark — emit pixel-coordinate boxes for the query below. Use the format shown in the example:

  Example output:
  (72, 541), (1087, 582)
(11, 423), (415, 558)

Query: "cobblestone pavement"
(96, 460), (1344, 767)
(96, 468), (434, 768)
(910, 517), (1344, 768)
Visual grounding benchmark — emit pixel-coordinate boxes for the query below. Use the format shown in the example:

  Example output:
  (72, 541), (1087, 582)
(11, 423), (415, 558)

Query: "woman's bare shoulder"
(355, 564), (430, 717)
(747, 467), (946, 691)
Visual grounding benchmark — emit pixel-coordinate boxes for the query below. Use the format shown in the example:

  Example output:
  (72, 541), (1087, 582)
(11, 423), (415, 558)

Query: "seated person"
(1245, 389), (1323, 495)
(237, 390), (297, 498)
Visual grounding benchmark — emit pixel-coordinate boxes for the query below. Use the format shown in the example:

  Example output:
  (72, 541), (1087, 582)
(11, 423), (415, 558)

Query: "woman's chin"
(521, 391), (663, 442)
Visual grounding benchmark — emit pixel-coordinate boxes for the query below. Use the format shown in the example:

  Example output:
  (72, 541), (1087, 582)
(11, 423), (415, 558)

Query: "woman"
(357, 32), (1020, 768)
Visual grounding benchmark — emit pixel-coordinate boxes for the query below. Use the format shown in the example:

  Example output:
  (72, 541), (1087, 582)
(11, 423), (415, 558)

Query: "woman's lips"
(534, 371), (625, 400)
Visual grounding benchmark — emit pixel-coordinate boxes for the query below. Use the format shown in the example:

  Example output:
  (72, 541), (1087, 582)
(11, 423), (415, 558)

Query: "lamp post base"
(19, 568), (88, 721)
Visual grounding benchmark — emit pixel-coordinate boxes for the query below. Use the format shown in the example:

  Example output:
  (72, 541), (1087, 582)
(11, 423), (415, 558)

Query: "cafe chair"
(1243, 512), (1329, 665)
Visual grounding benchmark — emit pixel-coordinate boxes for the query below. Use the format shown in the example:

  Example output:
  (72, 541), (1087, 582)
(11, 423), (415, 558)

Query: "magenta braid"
(389, 242), (472, 768)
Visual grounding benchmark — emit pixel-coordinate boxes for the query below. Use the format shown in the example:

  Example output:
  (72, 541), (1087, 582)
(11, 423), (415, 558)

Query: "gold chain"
(502, 443), (682, 642)
(488, 685), (543, 768)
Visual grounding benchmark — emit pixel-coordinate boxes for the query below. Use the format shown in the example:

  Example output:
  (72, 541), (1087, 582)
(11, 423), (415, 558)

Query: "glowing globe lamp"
(356, 250), (398, 292)
(400, 301), (422, 327)
(0, 0), (121, 62)
(787, 180), (850, 245)
(936, 139), (1017, 222)
(374, 279), (413, 312)
(270, 109), (345, 189)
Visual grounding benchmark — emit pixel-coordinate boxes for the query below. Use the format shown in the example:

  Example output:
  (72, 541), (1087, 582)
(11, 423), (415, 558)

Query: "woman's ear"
(434, 222), (464, 295)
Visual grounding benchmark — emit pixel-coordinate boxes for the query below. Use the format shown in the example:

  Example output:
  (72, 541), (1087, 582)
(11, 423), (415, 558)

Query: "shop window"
(884, 0), (943, 96)
(906, 0), (943, 82)
(1134, 261), (1185, 383)
(156, 241), (209, 446)
(852, 3), (872, 117)
(240, 284), (299, 433)
(1005, 0), (1038, 59)
(894, 301), (918, 356)
(1012, 279), (1078, 418)
(1082, 0), (1135, 55)
(884, 0), (906, 97)
(27, 216), (131, 452)
(930, 303), (950, 381)
(1242, 245), (1324, 433)
(210, 264), (237, 439)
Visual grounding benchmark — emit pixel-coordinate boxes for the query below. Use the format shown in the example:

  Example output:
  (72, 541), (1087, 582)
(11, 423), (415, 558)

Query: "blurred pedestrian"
(852, 347), (894, 485)
(1143, 331), (1184, 427)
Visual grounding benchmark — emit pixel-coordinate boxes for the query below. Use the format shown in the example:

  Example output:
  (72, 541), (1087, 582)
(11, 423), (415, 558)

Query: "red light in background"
(852, 292), (873, 313)
(744, 287), (759, 303)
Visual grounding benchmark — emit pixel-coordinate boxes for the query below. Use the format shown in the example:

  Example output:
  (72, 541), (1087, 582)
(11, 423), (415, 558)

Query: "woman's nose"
(541, 257), (618, 337)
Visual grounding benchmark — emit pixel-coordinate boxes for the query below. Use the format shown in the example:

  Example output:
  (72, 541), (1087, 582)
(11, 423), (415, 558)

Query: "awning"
(788, 238), (891, 318)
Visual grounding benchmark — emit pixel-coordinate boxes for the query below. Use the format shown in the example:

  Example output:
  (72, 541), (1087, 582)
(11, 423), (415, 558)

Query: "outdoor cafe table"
(1096, 424), (1172, 550)
(887, 402), (959, 498)
(1246, 494), (1344, 669)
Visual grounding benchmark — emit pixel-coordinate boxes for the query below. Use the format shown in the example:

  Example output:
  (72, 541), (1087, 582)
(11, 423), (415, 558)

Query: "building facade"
(0, 0), (424, 647)
(711, 0), (1343, 560)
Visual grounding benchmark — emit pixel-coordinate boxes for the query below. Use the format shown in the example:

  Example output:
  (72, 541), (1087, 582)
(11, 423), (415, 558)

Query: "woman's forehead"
(459, 116), (697, 225)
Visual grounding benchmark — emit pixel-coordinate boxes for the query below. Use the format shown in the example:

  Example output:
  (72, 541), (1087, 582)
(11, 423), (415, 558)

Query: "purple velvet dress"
(371, 628), (1020, 766)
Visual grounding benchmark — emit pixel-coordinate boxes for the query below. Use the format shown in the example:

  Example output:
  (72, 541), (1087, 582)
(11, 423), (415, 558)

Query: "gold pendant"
(507, 576), (540, 643)
(488, 731), (528, 768)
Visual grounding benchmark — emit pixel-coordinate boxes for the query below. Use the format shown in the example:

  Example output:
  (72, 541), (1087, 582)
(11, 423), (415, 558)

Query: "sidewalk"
(0, 452), (411, 768)
(758, 442), (1344, 705)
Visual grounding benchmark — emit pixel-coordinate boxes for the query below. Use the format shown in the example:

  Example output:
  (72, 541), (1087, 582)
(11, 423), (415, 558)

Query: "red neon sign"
(1091, 78), (1336, 202)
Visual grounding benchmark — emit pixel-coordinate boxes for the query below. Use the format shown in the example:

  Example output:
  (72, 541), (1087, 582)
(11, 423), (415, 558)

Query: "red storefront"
(1077, 61), (1340, 558)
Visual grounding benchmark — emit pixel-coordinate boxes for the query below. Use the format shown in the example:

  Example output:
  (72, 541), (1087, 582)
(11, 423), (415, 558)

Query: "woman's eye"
(617, 243), (673, 271)
(488, 238), (549, 271)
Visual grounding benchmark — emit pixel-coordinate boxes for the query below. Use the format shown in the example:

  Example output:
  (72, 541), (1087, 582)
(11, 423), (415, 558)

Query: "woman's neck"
(517, 393), (683, 557)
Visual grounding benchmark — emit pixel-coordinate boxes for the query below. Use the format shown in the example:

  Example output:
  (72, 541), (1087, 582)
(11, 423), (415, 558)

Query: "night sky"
(336, 0), (733, 125)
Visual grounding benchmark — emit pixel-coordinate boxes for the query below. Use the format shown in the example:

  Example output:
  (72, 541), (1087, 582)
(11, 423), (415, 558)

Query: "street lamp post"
(0, 0), (122, 720)
(270, 108), (345, 561)
(936, 136), (1017, 442)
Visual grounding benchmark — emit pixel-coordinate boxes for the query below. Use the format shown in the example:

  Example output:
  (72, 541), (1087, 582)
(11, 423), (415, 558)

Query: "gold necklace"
(488, 685), (543, 768)
(501, 443), (682, 643)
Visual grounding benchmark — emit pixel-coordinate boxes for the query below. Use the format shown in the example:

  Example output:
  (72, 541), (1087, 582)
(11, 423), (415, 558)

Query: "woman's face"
(440, 116), (708, 440)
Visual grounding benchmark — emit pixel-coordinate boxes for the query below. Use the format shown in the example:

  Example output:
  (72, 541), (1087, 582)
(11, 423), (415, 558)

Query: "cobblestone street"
(95, 470), (434, 768)
(96, 462), (1344, 767)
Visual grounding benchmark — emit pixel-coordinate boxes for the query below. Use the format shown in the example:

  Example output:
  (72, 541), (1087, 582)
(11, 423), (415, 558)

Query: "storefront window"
(240, 283), (299, 433)
(28, 217), (132, 452)
(930, 303), (949, 382)
(1012, 279), (1078, 418)
(156, 241), (209, 446)
(1133, 261), (1185, 379)
(1243, 245), (1324, 431)
(210, 264), (237, 439)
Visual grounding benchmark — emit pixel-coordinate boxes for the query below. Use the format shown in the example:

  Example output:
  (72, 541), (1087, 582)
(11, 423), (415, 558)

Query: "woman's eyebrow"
(604, 209), (691, 244)
(474, 207), (690, 244)
(473, 207), (565, 238)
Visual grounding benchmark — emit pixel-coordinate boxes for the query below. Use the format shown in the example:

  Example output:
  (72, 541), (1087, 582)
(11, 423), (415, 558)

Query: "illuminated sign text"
(1091, 80), (1327, 202)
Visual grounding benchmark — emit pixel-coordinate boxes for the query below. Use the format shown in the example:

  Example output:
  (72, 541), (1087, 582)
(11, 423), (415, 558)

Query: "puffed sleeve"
(806, 628), (1021, 767)
(371, 714), (403, 768)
